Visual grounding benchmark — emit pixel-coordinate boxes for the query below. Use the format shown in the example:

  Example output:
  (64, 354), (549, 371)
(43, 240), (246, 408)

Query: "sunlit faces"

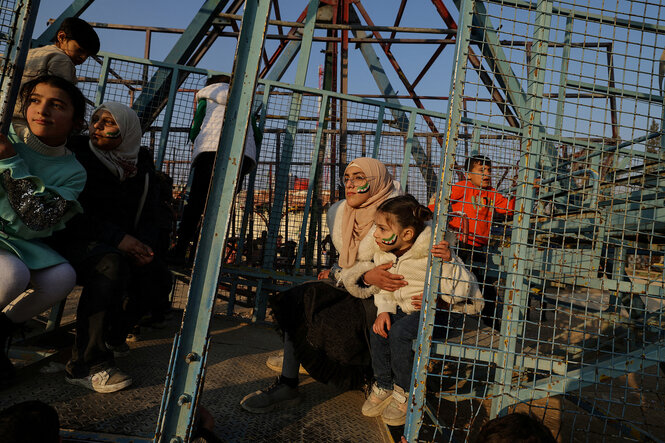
(90, 110), (122, 151)
(56, 31), (90, 65)
(373, 211), (414, 255)
(25, 82), (76, 147)
(468, 163), (492, 189)
(344, 165), (372, 208)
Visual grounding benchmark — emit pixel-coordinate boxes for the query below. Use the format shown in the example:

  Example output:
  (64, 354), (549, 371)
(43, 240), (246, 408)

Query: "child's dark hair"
(475, 412), (556, 443)
(57, 17), (100, 55)
(20, 75), (87, 129)
(206, 74), (231, 86)
(377, 194), (432, 238)
(465, 154), (492, 172)
(0, 400), (60, 442)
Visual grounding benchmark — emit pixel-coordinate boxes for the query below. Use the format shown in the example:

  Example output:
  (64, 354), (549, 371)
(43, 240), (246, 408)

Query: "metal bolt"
(177, 394), (191, 406)
(185, 352), (199, 363)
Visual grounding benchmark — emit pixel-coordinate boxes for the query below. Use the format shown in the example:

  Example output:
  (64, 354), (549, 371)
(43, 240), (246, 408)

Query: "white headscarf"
(89, 102), (142, 181)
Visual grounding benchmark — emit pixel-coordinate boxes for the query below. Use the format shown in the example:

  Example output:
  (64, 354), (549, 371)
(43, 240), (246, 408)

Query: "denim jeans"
(369, 307), (420, 391)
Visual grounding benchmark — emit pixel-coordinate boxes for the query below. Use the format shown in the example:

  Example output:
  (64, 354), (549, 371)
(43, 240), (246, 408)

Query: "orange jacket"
(434, 180), (515, 247)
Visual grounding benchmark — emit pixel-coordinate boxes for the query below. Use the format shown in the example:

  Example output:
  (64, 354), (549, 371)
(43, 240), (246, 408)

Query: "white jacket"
(192, 83), (257, 168)
(326, 181), (402, 298)
(372, 225), (484, 316)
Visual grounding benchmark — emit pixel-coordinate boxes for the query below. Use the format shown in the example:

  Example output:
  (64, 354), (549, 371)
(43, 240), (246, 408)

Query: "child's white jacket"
(372, 225), (484, 316)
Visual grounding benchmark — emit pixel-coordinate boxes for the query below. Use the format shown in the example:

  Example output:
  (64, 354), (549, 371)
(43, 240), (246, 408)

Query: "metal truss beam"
(35, 0), (94, 45)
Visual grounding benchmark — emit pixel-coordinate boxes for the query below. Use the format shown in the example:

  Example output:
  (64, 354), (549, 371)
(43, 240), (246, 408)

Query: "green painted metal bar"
(490, 0), (553, 418)
(554, 16), (573, 137)
(372, 105), (385, 158)
(34, 0), (94, 45)
(155, 67), (179, 171)
(400, 111), (418, 191)
(255, 0), (319, 321)
(154, 0), (271, 440)
(404, 0), (475, 440)
(93, 55), (110, 106)
(568, 80), (663, 103)
(0, 0), (40, 135)
(294, 93), (330, 274)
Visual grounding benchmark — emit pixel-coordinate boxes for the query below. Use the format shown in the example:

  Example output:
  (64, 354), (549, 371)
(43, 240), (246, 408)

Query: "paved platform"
(1, 297), (391, 442)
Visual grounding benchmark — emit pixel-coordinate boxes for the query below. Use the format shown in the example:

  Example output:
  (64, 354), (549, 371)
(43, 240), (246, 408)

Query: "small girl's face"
(25, 82), (75, 146)
(90, 110), (122, 151)
(373, 211), (413, 254)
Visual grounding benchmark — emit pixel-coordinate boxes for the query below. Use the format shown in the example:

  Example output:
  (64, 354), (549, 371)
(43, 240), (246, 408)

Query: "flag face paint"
(104, 130), (121, 138)
(381, 233), (397, 245)
(357, 182), (370, 194)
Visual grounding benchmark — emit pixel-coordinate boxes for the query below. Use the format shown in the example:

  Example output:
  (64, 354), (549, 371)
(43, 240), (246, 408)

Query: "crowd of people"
(0, 16), (556, 443)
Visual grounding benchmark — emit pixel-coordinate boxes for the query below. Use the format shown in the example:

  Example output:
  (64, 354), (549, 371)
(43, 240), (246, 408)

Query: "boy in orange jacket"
(431, 155), (514, 329)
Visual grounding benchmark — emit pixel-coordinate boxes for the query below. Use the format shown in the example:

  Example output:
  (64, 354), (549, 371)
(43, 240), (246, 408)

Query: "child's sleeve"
(493, 189), (515, 214)
(0, 155), (85, 239)
(374, 289), (397, 315)
(438, 253), (484, 315)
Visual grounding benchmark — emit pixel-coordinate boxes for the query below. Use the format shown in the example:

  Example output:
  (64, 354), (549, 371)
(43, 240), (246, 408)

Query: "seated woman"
(0, 75), (87, 385)
(47, 102), (172, 393)
(241, 157), (416, 413)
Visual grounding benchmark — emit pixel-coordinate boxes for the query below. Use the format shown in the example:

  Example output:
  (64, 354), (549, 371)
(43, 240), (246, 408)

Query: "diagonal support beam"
(348, 6), (438, 197)
(34, 0), (94, 46)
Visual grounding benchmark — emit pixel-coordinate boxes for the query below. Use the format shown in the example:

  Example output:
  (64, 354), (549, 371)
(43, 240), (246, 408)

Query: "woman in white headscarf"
(47, 102), (172, 394)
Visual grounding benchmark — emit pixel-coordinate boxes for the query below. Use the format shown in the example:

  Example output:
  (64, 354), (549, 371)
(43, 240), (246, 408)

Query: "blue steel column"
(155, 68), (180, 171)
(404, 0), (474, 440)
(154, 1), (271, 441)
(372, 106), (385, 158)
(0, 0), (40, 135)
(490, 0), (553, 418)
(400, 111), (418, 191)
(255, 0), (320, 320)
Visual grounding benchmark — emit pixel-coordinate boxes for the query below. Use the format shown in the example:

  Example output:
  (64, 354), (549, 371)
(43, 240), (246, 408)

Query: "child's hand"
(318, 269), (331, 280)
(373, 312), (391, 338)
(0, 134), (16, 160)
(431, 240), (451, 261)
(364, 262), (407, 292)
(411, 293), (423, 310)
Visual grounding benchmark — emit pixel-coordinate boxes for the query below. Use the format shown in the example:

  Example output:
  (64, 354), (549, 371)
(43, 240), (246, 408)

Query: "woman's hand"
(318, 269), (331, 280)
(118, 234), (154, 266)
(363, 262), (407, 292)
(411, 293), (423, 310)
(0, 134), (16, 160)
(431, 240), (452, 261)
(373, 312), (391, 338)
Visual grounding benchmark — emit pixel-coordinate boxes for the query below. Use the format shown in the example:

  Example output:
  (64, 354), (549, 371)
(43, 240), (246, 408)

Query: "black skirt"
(269, 280), (376, 390)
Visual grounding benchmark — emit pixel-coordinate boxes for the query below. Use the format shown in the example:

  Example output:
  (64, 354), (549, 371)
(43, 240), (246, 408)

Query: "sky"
(33, 1), (457, 112)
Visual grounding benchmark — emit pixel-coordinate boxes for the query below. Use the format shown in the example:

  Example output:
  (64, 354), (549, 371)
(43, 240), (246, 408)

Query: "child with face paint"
(362, 195), (484, 426)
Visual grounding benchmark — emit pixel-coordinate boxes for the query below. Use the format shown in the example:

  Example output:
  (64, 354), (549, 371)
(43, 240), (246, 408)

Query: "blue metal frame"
(404, 0), (475, 439)
(154, 0), (271, 440)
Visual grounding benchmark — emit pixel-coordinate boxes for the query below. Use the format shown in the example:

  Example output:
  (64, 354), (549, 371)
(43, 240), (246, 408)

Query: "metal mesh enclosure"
(406, 0), (665, 441)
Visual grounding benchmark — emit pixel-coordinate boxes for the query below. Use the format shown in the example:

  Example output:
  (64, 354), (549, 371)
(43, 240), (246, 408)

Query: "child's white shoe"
(362, 382), (393, 417)
(382, 384), (408, 426)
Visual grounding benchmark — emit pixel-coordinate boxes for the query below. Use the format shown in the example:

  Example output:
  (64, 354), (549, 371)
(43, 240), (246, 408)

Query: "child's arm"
(492, 189), (516, 214)
(438, 254), (484, 315)
(374, 289), (397, 338)
(373, 312), (391, 339)
(0, 135), (85, 237)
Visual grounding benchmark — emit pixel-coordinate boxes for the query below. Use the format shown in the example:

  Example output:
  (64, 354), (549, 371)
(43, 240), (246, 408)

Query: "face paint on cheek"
(381, 233), (397, 245)
(104, 130), (121, 138)
(357, 182), (370, 194)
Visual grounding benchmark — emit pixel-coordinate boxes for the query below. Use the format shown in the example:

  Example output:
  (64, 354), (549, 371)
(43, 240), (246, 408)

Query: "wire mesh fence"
(407, 0), (665, 441)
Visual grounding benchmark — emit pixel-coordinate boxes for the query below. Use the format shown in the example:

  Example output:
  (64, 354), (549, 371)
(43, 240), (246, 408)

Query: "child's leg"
(369, 312), (399, 390)
(4, 262), (75, 324)
(0, 250), (31, 312)
(388, 310), (421, 391)
(281, 333), (300, 381)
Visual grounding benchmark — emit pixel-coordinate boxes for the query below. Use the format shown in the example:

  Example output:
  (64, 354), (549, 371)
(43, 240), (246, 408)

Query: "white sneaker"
(382, 384), (408, 426)
(265, 352), (309, 375)
(66, 367), (132, 393)
(361, 383), (393, 417)
(240, 378), (301, 413)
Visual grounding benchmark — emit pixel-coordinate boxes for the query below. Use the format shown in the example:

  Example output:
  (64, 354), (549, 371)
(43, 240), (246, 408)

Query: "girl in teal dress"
(0, 75), (87, 383)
